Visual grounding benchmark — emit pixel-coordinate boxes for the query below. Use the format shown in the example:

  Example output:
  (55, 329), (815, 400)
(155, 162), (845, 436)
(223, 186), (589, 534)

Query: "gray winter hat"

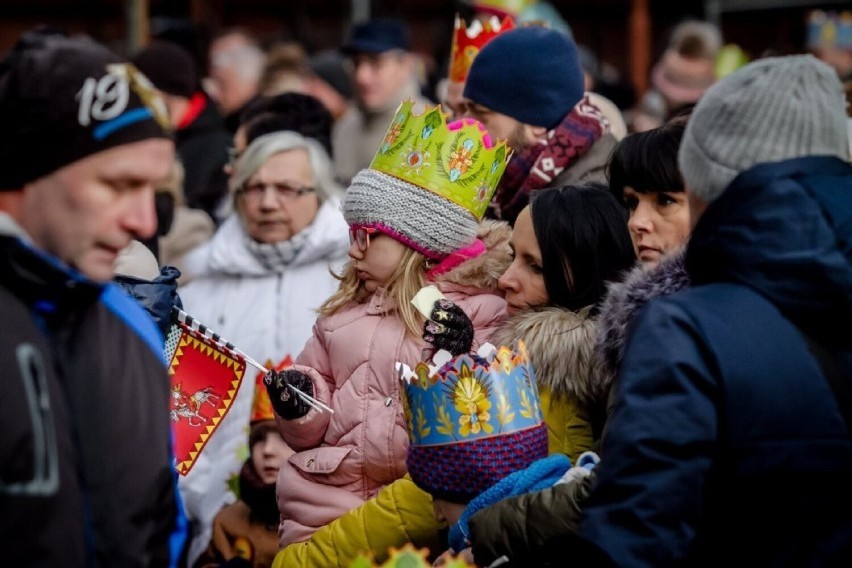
(678, 54), (850, 205)
(343, 169), (479, 259)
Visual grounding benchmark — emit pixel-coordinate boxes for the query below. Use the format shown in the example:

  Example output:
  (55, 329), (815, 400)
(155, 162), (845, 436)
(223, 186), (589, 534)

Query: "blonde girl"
(265, 107), (511, 547)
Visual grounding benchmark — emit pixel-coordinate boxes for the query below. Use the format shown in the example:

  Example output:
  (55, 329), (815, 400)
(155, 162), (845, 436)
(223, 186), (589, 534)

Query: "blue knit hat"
(463, 26), (584, 129)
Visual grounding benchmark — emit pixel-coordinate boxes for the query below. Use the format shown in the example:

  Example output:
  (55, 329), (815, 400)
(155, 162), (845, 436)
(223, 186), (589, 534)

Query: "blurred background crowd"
(1, 1), (850, 138)
(3, 2), (852, 567)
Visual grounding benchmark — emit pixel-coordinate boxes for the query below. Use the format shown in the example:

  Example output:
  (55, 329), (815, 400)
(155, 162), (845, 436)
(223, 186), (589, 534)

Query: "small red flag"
(165, 319), (246, 476)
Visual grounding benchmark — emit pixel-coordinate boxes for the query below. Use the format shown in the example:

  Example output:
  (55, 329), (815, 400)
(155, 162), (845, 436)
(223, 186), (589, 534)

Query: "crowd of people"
(1, 2), (851, 567)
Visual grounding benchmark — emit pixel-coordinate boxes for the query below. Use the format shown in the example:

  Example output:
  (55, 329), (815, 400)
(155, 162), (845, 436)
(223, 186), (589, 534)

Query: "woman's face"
(347, 230), (408, 292)
(623, 187), (691, 267)
(238, 148), (319, 244)
(251, 430), (292, 485)
(498, 207), (549, 315)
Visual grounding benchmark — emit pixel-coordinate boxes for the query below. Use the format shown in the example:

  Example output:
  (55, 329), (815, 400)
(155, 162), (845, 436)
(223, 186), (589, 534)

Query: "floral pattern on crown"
(397, 341), (542, 447)
(370, 100), (510, 221)
(449, 14), (515, 83)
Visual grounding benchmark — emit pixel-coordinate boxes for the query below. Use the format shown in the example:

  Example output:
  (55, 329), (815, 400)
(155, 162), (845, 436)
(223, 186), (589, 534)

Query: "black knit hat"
(0, 30), (172, 190)
(240, 92), (334, 158)
(131, 40), (199, 98)
(309, 50), (354, 99)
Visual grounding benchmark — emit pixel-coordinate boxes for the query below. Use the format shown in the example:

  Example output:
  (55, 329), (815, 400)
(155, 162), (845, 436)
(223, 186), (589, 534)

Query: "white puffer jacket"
(177, 197), (349, 565)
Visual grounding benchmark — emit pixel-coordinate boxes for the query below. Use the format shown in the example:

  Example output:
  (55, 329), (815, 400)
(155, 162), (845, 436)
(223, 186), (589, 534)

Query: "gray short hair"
(229, 130), (343, 204)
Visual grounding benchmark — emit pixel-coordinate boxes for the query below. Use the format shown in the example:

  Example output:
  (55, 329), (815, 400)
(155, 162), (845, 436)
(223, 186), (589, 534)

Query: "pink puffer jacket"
(275, 221), (512, 547)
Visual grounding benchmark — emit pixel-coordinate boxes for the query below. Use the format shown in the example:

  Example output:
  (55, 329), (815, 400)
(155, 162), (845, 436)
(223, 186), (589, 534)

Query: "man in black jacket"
(0, 30), (187, 566)
(134, 40), (232, 224)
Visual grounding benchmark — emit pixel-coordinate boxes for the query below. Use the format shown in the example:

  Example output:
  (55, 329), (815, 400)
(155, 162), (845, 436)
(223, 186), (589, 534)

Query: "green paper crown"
(369, 100), (510, 221)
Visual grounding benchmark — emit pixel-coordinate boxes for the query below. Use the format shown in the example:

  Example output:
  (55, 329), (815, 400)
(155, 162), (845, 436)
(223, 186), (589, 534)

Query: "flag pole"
(172, 307), (334, 414)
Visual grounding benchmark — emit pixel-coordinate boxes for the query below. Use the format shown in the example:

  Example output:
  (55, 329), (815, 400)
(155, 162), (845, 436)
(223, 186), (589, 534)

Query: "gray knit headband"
(343, 169), (478, 259)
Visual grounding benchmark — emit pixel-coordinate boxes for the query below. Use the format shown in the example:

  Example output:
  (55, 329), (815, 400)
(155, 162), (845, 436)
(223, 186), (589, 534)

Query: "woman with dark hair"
(514, 183), (638, 313)
(268, 183), (635, 566)
(467, 114), (696, 568)
(495, 182), (635, 457)
(608, 111), (691, 267)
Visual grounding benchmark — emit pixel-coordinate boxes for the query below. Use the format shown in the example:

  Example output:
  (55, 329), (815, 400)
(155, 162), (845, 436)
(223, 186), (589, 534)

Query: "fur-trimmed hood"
(595, 248), (690, 386)
(433, 219), (513, 293)
(491, 305), (604, 406)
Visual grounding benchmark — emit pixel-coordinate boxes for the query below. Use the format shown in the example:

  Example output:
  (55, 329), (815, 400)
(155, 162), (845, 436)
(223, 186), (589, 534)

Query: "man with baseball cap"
(0, 30), (187, 566)
(332, 17), (432, 184)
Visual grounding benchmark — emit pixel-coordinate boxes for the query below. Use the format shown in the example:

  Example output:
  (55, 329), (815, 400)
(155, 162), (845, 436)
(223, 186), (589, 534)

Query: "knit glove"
(422, 298), (474, 356)
(264, 369), (314, 420)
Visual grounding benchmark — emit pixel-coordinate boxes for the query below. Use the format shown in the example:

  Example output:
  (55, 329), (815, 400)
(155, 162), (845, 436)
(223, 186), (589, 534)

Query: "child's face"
(348, 231), (408, 292)
(432, 498), (466, 526)
(251, 430), (292, 485)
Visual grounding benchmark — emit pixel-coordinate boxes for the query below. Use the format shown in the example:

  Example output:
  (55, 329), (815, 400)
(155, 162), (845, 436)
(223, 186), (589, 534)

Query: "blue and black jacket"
(580, 156), (852, 566)
(0, 231), (187, 567)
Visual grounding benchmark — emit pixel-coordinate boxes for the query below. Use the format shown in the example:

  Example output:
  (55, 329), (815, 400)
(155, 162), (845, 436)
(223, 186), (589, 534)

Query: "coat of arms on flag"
(165, 310), (246, 476)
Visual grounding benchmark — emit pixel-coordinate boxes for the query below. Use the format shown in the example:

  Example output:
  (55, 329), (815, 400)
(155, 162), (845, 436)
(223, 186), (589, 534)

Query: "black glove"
(264, 369), (314, 420)
(422, 298), (474, 356)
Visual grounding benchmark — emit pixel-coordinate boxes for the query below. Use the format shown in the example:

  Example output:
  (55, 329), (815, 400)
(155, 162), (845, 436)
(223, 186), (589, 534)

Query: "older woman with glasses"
(177, 130), (349, 565)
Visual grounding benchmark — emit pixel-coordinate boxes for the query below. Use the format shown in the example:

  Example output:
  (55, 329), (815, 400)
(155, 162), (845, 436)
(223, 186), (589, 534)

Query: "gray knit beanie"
(343, 169), (479, 259)
(678, 54), (850, 204)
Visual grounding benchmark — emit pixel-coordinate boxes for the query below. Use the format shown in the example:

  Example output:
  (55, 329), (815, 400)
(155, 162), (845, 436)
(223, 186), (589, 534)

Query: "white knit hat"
(678, 54), (850, 204)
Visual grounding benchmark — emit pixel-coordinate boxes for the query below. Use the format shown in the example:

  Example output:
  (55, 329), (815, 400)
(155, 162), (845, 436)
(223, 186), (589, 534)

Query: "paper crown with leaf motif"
(449, 14), (515, 83)
(398, 342), (548, 503)
(369, 100), (510, 221)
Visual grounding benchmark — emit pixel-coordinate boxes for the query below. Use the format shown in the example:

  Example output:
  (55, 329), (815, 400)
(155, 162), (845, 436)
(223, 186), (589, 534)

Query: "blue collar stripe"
(93, 108), (153, 140)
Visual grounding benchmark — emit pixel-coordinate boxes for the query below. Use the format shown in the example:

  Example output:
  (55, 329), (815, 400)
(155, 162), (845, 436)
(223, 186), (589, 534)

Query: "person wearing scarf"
(462, 26), (617, 223)
(177, 130), (350, 566)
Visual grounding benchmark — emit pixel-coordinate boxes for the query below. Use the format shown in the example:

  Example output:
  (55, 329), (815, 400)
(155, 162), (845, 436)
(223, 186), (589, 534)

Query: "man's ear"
(526, 124), (549, 143)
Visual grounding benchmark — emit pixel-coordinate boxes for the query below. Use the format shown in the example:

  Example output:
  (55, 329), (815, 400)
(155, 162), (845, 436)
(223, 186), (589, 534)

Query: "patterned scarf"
(491, 95), (609, 222)
(244, 227), (311, 273)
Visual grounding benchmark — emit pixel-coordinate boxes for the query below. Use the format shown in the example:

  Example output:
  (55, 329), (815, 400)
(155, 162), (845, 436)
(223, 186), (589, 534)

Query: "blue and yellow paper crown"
(370, 100), (510, 221)
(398, 342), (542, 447)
